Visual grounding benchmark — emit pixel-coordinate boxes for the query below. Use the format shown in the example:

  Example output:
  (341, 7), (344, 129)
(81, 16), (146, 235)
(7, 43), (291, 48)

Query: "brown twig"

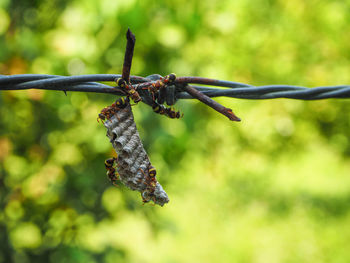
(182, 84), (241, 122)
(122, 28), (136, 83)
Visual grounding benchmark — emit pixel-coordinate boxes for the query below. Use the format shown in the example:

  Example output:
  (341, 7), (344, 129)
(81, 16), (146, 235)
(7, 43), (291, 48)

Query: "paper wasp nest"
(103, 104), (169, 206)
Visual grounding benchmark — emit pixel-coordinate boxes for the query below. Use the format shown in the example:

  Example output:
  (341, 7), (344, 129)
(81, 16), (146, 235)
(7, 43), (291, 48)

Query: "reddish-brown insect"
(105, 157), (119, 185)
(163, 73), (176, 84)
(141, 73), (177, 101)
(97, 97), (130, 123)
(116, 78), (142, 103)
(152, 102), (183, 119)
(139, 164), (158, 204)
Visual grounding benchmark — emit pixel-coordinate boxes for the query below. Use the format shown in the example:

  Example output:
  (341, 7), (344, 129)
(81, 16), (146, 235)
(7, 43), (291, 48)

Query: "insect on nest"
(99, 97), (169, 206)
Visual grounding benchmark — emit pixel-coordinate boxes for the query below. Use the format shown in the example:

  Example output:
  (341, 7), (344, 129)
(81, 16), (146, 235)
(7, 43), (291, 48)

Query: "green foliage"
(1, 0), (350, 262)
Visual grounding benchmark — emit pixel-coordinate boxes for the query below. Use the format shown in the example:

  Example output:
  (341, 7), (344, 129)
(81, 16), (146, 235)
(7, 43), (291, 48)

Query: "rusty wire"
(1, 74), (349, 101)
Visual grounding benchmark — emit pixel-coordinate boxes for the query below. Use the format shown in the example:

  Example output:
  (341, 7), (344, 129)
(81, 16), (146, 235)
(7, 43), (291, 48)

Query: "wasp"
(148, 165), (156, 177)
(152, 73), (176, 90)
(141, 73), (176, 102)
(116, 78), (142, 103)
(144, 73), (181, 117)
(163, 73), (176, 84)
(165, 107), (182, 119)
(145, 165), (157, 192)
(152, 102), (183, 119)
(139, 165), (157, 183)
(139, 164), (158, 204)
(105, 157), (119, 185)
(98, 106), (114, 123)
(154, 73), (176, 91)
(114, 96), (130, 109)
(97, 97), (130, 123)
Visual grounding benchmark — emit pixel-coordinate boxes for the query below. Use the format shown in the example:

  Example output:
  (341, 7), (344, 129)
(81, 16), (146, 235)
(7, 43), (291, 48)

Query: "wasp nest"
(103, 103), (169, 206)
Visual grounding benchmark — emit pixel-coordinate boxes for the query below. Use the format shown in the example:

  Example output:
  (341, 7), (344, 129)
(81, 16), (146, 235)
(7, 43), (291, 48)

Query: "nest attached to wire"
(103, 103), (169, 206)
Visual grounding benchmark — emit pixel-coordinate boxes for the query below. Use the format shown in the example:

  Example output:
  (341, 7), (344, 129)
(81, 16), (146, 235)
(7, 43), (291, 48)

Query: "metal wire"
(1, 74), (350, 101)
(177, 85), (350, 100)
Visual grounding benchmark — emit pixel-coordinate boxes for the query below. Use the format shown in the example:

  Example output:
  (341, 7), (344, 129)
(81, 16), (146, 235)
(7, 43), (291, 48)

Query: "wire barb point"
(122, 28), (136, 83)
(182, 84), (241, 122)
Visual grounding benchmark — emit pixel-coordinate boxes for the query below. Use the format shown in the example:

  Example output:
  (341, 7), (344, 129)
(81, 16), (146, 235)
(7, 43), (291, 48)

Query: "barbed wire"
(1, 74), (349, 101)
(3, 73), (350, 122)
(2, 28), (350, 122)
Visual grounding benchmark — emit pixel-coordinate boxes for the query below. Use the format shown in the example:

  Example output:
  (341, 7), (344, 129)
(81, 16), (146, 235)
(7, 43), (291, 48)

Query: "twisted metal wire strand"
(179, 85), (350, 100)
(1, 74), (350, 102)
(0, 74), (147, 95)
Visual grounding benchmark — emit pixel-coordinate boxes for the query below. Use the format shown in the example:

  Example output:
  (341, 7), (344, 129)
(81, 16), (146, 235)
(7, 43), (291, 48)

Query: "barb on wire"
(122, 28), (136, 83)
(114, 29), (143, 103)
(181, 84), (241, 121)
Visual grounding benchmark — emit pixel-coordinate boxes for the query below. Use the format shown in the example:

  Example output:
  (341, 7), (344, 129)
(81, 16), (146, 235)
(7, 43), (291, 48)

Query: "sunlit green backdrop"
(1, 0), (350, 262)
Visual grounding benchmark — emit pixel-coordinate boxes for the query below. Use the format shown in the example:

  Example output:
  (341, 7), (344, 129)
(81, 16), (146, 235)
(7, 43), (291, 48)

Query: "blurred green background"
(1, 0), (350, 262)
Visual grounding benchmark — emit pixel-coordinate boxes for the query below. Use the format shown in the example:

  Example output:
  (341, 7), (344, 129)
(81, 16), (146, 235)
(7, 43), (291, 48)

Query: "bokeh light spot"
(0, 8), (9, 34)
(10, 223), (42, 249)
(158, 25), (185, 48)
